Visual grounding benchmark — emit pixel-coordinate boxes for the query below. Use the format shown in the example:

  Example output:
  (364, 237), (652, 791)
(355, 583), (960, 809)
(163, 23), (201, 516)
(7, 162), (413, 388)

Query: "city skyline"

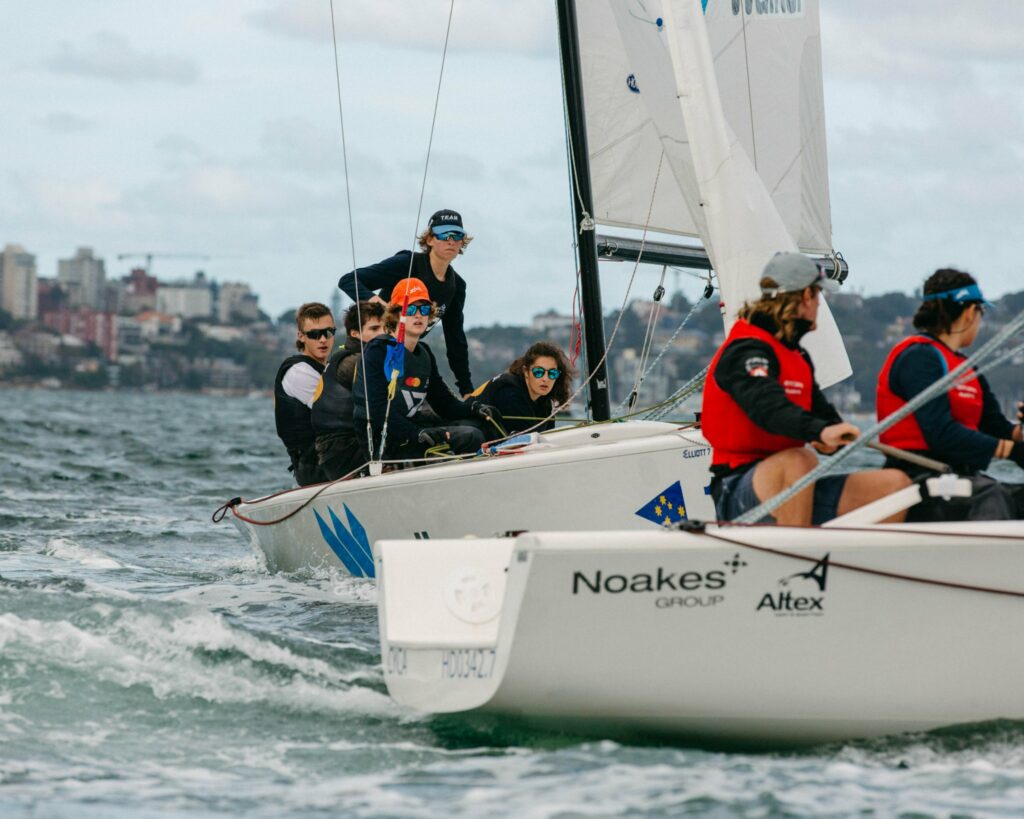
(3, 2), (1022, 326)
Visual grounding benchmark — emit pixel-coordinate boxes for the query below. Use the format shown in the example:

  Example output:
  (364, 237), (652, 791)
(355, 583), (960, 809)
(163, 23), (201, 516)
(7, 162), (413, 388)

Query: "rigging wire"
(376, 0), (457, 465)
(328, 0), (374, 457)
(615, 273), (714, 414)
(644, 365), (708, 422)
(619, 267), (668, 412)
(489, 144), (667, 444)
(736, 5), (759, 171)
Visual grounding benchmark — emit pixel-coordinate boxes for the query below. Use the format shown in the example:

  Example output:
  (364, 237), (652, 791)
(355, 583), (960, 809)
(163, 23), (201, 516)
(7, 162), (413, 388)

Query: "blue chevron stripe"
(342, 504), (374, 571)
(313, 506), (374, 578)
(314, 509), (362, 575)
(329, 505), (374, 578)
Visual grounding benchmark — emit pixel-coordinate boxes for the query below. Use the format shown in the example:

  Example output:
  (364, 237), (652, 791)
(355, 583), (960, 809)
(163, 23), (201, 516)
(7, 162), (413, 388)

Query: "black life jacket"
(353, 339), (435, 425)
(311, 346), (360, 437)
(478, 372), (554, 433)
(273, 354), (325, 453)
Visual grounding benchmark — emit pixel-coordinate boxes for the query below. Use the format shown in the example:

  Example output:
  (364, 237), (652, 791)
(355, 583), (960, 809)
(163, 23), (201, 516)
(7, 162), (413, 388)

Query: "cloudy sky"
(2, 1), (1022, 327)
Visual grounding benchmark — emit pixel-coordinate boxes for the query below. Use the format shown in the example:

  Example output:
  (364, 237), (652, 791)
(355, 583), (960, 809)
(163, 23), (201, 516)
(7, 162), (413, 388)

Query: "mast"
(555, 0), (611, 422)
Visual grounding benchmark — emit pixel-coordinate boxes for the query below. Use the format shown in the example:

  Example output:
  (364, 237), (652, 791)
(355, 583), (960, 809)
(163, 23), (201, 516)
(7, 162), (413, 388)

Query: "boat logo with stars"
(635, 481), (689, 527)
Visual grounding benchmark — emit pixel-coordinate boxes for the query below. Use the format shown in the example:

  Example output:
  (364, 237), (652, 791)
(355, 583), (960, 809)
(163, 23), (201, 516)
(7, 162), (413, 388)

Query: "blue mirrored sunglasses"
(404, 304), (432, 316)
(434, 230), (465, 242)
(530, 366), (560, 380)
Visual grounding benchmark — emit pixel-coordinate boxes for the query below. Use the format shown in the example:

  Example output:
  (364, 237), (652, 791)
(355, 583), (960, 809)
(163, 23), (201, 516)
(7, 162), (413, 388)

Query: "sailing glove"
(1010, 442), (1024, 470)
(417, 427), (449, 448)
(469, 401), (504, 428)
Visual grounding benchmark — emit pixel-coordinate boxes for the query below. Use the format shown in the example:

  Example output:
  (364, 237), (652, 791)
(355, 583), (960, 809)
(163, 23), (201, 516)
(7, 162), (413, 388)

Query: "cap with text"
(427, 209), (464, 238)
(389, 277), (431, 307)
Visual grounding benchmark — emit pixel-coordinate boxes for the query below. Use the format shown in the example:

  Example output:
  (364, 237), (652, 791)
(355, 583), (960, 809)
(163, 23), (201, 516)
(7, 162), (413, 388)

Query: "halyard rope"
(377, 0), (456, 464)
(328, 0), (374, 454)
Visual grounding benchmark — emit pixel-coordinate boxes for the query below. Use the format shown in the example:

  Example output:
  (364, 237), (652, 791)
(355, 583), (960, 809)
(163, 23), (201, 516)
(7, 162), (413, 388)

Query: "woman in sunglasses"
(339, 208), (476, 397)
(475, 341), (575, 434)
(352, 278), (499, 462)
(876, 268), (1024, 517)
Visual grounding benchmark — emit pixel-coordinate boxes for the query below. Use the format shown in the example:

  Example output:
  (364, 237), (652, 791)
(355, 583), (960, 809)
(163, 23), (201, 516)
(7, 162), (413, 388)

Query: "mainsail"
(579, 0), (851, 386)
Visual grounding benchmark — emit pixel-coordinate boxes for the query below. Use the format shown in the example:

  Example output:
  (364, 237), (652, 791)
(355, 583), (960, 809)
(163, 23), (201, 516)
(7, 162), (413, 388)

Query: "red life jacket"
(876, 335), (983, 450)
(702, 319), (814, 470)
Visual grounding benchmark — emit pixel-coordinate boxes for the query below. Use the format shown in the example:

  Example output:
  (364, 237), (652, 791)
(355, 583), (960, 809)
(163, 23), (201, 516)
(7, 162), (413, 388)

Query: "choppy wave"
(3, 387), (1024, 817)
(0, 609), (389, 714)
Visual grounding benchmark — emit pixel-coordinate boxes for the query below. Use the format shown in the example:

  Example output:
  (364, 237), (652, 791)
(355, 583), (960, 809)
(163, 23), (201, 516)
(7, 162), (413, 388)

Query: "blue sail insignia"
(313, 504), (375, 577)
(635, 481), (689, 526)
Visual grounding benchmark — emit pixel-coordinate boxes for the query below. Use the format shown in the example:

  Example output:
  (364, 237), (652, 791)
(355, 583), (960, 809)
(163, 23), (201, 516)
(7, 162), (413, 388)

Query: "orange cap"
(389, 277), (431, 307)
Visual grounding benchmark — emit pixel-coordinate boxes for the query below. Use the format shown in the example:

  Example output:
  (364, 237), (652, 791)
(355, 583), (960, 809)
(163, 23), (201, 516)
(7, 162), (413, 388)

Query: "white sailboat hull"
(378, 523), (1024, 744)
(230, 422), (715, 576)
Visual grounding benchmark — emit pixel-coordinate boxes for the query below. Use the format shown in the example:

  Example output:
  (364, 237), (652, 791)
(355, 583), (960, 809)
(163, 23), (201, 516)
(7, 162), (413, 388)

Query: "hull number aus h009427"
(441, 648), (497, 680)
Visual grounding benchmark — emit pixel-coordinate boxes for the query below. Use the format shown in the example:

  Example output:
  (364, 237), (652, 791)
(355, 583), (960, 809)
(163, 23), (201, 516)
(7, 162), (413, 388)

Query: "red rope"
(696, 525), (1024, 599)
(569, 269), (583, 367)
(211, 467), (364, 526)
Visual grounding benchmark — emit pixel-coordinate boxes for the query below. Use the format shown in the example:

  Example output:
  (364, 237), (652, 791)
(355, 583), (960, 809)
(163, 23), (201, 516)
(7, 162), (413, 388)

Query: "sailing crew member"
(876, 268), (1024, 516)
(702, 253), (910, 525)
(338, 209), (475, 397)
(274, 302), (335, 486)
(311, 301), (386, 481)
(473, 341), (575, 434)
(352, 277), (499, 461)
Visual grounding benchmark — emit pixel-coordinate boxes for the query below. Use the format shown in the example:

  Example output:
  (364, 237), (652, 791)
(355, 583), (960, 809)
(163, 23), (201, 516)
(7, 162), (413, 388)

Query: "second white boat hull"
(229, 422), (716, 576)
(378, 523), (1024, 745)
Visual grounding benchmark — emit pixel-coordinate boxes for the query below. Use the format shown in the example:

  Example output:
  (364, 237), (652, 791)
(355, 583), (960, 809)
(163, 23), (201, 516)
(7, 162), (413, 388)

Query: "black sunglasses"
(304, 327), (336, 340)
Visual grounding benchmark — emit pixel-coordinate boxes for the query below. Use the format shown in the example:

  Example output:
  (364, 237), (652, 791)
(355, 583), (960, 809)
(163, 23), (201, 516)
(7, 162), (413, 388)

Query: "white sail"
(580, 0), (833, 256)
(601, 0), (850, 386)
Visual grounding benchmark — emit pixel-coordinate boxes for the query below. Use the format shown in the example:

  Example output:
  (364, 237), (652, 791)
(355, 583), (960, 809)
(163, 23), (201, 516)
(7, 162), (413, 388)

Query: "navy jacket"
(339, 250), (472, 394)
(886, 337), (1015, 472)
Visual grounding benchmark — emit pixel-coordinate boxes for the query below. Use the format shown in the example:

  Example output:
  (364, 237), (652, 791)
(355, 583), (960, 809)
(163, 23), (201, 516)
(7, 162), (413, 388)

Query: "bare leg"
(751, 447), (819, 526)
(837, 469), (912, 523)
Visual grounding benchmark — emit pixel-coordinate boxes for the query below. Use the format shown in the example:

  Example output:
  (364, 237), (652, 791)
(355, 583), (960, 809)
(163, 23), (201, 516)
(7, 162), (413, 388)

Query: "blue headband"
(921, 283), (991, 306)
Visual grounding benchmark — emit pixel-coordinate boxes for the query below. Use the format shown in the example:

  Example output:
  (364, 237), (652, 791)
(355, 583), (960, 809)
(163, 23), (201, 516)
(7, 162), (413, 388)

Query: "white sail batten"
(607, 0), (850, 386)
(580, 0), (833, 257)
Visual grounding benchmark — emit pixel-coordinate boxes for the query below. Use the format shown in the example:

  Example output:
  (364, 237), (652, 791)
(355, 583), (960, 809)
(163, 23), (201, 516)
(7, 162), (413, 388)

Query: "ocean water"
(2, 387), (1024, 818)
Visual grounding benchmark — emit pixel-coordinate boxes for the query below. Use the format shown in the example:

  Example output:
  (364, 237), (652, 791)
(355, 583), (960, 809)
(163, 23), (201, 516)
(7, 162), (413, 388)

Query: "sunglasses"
(404, 304), (432, 316)
(530, 366), (561, 380)
(304, 327), (336, 340)
(434, 230), (465, 242)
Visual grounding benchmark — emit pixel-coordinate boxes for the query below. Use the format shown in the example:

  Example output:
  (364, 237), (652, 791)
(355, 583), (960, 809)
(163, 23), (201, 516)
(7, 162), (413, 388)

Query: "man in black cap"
(339, 209), (475, 396)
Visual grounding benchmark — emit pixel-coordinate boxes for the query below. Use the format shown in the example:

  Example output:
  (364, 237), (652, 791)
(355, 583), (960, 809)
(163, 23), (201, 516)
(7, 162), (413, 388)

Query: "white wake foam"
(0, 609), (396, 717)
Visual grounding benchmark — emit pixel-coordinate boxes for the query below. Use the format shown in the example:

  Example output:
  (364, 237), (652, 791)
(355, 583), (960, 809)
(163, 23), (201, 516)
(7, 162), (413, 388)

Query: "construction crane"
(116, 253), (214, 276)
